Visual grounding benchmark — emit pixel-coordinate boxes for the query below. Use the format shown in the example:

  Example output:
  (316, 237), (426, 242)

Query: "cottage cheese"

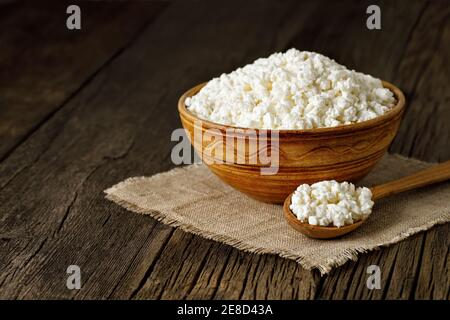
(289, 180), (374, 227)
(185, 49), (395, 129)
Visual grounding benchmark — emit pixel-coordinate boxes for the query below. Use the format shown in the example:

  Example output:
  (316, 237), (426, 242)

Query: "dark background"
(0, 0), (448, 299)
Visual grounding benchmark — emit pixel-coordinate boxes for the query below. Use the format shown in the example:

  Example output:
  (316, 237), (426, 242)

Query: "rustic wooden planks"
(0, 0), (448, 300)
(0, 0), (167, 160)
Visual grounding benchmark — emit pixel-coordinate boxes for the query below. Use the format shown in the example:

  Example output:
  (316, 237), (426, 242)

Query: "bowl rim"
(178, 80), (405, 135)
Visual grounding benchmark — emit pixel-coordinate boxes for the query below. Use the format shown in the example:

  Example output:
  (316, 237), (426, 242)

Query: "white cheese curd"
(185, 49), (395, 129)
(289, 180), (374, 227)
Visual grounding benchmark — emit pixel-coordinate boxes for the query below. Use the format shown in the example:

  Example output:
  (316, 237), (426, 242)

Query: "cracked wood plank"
(392, 1), (450, 299)
(0, 1), (172, 299)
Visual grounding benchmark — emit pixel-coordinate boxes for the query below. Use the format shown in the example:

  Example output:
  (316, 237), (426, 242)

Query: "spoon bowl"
(283, 193), (366, 239)
(283, 159), (450, 239)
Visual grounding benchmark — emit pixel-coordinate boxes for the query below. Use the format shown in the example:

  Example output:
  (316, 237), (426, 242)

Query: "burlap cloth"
(105, 154), (450, 274)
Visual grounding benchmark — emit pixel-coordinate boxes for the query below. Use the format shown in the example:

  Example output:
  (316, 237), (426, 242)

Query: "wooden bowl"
(283, 193), (365, 239)
(178, 81), (405, 203)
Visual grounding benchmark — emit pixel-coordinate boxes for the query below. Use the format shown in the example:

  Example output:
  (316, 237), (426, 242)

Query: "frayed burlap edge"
(104, 155), (450, 275)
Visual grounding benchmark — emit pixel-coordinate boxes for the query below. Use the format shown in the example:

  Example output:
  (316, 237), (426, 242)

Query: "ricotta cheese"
(185, 49), (395, 129)
(289, 180), (374, 227)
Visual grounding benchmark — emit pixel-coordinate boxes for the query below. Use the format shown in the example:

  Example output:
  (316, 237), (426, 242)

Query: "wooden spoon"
(283, 160), (450, 239)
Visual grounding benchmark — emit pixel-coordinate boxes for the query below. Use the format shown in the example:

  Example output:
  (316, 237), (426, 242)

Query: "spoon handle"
(370, 160), (450, 201)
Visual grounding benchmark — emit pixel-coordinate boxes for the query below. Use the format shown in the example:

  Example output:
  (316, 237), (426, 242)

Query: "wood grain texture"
(371, 160), (450, 200)
(0, 0), (167, 160)
(0, 0), (448, 300)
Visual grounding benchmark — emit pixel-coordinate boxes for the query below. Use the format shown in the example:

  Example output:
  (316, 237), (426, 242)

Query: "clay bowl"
(178, 81), (405, 204)
(283, 192), (366, 239)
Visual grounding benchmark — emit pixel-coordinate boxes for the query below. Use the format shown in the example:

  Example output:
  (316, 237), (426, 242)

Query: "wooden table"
(0, 0), (449, 300)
